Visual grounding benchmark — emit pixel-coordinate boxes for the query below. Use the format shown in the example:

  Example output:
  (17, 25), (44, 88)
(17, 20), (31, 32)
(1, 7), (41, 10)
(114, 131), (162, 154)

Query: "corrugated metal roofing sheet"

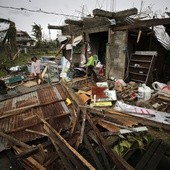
(0, 84), (71, 152)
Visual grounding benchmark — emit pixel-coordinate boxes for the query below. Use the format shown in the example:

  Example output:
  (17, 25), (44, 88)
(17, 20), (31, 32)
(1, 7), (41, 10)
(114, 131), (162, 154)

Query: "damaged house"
(48, 7), (170, 85)
(1, 7), (170, 170)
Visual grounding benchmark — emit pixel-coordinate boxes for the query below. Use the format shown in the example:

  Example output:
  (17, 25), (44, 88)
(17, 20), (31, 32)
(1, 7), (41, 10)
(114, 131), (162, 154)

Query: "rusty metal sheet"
(0, 99), (12, 115)
(0, 84), (71, 152)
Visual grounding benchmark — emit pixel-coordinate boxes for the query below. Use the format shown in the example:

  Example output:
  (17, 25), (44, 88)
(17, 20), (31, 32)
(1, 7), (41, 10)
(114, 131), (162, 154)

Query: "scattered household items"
(72, 63), (86, 78)
(0, 76), (170, 169)
(152, 81), (167, 91)
(9, 66), (21, 72)
(138, 84), (152, 101)
(114, 101), (170, 125)
(157, 85), (170, 102)
(4, 75), (25, 86)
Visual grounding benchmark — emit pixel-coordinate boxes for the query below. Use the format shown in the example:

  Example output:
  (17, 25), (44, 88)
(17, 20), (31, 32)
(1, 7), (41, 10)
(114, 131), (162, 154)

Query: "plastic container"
(138, 84), (151, 101)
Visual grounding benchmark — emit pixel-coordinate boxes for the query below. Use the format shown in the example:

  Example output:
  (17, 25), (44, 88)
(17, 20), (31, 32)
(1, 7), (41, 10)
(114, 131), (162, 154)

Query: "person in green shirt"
(85, 52), (97, 81)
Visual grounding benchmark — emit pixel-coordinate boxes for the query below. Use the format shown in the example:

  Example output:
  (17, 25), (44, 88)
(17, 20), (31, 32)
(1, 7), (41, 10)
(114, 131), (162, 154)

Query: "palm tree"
(32, 23), (43, 47)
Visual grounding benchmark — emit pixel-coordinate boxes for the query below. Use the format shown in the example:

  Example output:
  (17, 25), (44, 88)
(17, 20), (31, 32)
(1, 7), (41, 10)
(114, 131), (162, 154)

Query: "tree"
(32, 23), (43, 47)
(0, 18), (17, 52)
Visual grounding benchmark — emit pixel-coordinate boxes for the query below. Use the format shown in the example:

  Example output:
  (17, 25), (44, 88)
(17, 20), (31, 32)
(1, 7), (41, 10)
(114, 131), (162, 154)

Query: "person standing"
(85, 52), (97, 81)
(31, 56), (43, 84)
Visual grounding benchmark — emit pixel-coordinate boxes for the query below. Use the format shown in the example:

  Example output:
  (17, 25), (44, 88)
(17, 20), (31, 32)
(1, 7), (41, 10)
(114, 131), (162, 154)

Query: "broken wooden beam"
(86, 114), (134, 170)
(0, 131), (31, 149)
(84, 134), (105, 170)
(65, 19), (83, 26)
(79, 105), (170, 131)
(46, 130), (75, 170)
(75, 108), (87, 148)
(43, 152), (59, 168)
(93, 8), (137, 19)
(35, 113), (95, 170)
(16, 141), (52, 159)
(13, 146), (46, 170)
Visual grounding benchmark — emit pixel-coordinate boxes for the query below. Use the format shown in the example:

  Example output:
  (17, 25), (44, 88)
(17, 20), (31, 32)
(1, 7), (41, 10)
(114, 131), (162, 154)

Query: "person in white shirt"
(31, 56), (43, 84)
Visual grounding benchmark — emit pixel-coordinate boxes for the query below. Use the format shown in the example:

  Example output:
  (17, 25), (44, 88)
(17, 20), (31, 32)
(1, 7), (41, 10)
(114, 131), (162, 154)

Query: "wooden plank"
(13, 146), (46, 170)
(142, 142), (167, 170)
(25, 129), (48, 137)
(37, 144), (47, 163)
(46, 130), (75, 170)
(43, 152), (59, 167)
(135, 139), (162, 170)
(84, 134), (105, 170)
(0, 131), (31, 149)
(75, 108), (87, 148)
(87, 131), (111, 170)
(70, 108), (80, 136)
(44, 124), (87, 170)
(86, 107), (170, 131)
(86, 114), (134, 170)
(36, 113), (95, 170)
(16, 141), (52, 159)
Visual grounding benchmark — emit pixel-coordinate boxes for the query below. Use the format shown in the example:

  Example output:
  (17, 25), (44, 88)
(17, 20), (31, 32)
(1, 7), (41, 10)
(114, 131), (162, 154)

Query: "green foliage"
(120, 140), (131, 149)
(112, 132), (153, 158)
(113, 145), (124, 156)
(32, 23), (43, 47)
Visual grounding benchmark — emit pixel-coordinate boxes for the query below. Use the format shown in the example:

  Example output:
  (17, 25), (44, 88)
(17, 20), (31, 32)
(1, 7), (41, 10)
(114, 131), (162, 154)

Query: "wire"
(0, 5), (79, 18)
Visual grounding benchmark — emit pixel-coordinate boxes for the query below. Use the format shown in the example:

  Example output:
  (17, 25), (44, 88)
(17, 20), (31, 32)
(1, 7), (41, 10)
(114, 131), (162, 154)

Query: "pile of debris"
(0, 79), (170, 169)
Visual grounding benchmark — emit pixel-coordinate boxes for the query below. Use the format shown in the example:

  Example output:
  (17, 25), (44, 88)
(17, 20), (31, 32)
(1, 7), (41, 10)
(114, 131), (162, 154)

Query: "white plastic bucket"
(138, 84), (151, 101)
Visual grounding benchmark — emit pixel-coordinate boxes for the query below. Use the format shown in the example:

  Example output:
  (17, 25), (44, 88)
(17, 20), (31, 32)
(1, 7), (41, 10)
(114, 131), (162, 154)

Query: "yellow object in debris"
(66, 98), (72, 105)
(90, 101), (112, 107)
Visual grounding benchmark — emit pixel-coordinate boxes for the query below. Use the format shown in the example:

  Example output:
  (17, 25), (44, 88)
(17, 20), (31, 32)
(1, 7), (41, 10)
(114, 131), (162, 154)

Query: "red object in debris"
(91, 86), (107, 100)
(162, 86), (170, 90)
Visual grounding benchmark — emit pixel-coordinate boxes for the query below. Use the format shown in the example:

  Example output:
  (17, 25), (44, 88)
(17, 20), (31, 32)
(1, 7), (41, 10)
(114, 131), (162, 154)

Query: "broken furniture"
(128, 51), (157, 85)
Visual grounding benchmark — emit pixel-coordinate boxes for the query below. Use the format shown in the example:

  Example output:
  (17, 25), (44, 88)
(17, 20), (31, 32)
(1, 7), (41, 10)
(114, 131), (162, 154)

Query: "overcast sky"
(0, 0), (170, 39)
